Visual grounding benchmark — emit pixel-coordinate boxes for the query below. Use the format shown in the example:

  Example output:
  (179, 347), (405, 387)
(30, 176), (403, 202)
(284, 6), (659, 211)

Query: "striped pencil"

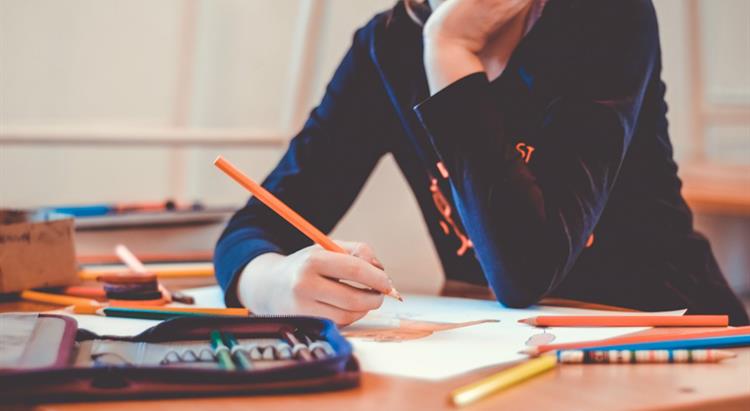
(556, 349), (736, 364)
(523, 325), (750, 356)
(568, 334), (750, 352)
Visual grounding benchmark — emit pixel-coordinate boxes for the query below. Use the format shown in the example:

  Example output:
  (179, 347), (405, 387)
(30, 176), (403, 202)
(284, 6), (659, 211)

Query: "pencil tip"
(388, 288), (404, 302)
(519, 347), (539, 356)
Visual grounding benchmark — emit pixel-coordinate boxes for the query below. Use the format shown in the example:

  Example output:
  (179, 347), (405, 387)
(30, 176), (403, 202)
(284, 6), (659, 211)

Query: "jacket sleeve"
(413, 2), (659, 307)
(214, 27), (391, 306)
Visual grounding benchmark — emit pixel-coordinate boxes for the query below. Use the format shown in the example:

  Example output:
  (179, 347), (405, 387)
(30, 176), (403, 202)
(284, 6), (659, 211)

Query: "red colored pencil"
(518, 315), (728, 327)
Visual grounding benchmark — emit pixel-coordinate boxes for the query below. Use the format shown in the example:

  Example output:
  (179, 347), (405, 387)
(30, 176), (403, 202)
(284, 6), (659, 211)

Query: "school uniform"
(215, 0), (749, 325)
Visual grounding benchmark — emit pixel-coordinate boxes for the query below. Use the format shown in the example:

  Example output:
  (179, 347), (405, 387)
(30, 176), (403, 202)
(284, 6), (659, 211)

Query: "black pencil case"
(0, 313), (359, 403)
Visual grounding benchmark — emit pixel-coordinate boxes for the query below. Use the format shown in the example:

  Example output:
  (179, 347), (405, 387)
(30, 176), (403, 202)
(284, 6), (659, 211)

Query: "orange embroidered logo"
(515, 142), (536, 164)
(429, 178), (473, 256)
(586, 233), (595, 248)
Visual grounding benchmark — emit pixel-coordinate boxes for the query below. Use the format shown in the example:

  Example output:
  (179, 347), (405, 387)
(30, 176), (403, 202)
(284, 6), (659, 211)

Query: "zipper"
(370, 35), (473, 256)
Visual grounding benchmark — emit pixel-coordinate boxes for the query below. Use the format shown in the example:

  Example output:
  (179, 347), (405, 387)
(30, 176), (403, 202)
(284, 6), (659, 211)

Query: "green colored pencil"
(210, 330), (236, 371)
(100, 307), (213, 320)
(224, 332), (253, 370)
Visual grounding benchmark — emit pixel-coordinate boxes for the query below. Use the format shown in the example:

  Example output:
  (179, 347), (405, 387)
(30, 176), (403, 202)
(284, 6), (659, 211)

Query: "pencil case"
(0, 313), (359, 403)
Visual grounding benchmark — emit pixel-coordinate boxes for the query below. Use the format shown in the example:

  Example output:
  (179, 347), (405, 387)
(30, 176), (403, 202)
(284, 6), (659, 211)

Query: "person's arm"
(214, 25), (394, 323)
(416, 1), (659, 307)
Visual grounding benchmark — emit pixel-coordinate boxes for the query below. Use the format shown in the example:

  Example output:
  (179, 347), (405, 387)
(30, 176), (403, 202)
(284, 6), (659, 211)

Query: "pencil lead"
(518, 318), (534, 325)
(388, 287), (404, 302)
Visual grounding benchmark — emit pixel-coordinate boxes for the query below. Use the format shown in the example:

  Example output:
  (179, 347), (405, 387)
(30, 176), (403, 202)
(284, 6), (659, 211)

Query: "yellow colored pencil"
(20, 290), (103, 314)
(449, 355), (557, 407)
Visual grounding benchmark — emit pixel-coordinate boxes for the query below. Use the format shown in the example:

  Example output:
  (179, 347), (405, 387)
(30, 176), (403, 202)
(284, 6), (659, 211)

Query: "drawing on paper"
(342, 318), (499, 342)
(525, 329), (556, 346)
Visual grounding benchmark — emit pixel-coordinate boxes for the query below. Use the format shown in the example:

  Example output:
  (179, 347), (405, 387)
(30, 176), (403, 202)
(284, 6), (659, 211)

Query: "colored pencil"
(20, 290), (103, 314)
(115, 244), (149, 274)
(49, 200), (194, 217)
(224, 332), (254, 370)
(283, 330), (314, 362)
(98, 306), (250, 320)
(518, 315), (728, 327)
(556, 348), (736, 364)
(213, 155), (402, 301)
(449, 355), (557, 407)
(572, 334), (750, 352)
(523, 325), (750, 356)
(210, 330), (236, 371)
(78, 265), (214, 281)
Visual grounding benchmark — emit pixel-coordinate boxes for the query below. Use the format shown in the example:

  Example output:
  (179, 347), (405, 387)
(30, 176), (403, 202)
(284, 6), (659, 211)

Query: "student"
(215, 0), (749, 325)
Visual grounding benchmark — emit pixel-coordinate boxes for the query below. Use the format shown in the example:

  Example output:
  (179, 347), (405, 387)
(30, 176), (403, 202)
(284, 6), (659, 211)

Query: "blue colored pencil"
(580, 334), (750, 352)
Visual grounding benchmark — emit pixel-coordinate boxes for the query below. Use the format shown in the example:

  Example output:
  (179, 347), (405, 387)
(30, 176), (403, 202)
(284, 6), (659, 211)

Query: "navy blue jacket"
(215, 0), (748, 325)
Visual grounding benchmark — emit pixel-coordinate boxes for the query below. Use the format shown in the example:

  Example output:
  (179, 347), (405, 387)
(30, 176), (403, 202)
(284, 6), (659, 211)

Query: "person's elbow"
(481, 252), (565, 309)
(491, 275), (550, 309)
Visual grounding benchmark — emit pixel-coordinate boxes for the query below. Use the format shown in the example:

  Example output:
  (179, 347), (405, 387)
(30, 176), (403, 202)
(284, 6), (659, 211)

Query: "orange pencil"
(20, 290), (104, 314)
(523, 325), (750, 356)
(78, 265), (214, 281)
(518, 315), (728, 327)
(213, 155), (402, 301)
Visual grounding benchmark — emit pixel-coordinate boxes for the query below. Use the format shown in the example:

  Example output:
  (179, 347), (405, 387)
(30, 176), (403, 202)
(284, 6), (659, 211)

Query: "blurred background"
(1, 0), (748, 300)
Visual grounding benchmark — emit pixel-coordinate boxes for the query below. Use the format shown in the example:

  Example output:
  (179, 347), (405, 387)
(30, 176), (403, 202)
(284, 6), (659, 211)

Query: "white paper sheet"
(53, 285), (685, 380)
(347, 294), (684, 379)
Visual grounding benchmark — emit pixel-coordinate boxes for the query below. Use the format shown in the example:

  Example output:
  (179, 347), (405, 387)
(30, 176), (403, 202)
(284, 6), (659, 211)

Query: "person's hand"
(236, 241), (392, 326)
(424, 0), (533, 53)
(422, 0), (533, 94)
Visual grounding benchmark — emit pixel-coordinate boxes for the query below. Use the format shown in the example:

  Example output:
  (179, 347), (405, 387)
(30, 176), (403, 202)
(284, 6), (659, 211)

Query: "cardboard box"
(0, 210), (79, 293)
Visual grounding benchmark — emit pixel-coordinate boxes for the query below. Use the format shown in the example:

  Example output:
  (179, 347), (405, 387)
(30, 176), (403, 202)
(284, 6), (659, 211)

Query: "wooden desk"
(3, 280), (749, 411)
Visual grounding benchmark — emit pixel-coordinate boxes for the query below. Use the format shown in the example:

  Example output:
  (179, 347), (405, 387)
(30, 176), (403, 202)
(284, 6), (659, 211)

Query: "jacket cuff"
(214, 232), (283, 308)
(413, 72), (494, 158)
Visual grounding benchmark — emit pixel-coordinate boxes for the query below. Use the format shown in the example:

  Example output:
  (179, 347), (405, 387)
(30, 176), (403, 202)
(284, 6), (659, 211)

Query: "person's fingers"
(313, 276), (385, 312)
(336, 241), (384, 270)
(306, 249), (392, 294)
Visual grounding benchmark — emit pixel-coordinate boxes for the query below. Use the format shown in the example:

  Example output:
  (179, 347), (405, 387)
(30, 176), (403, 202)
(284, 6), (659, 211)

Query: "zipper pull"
(436, 161), (449, 179)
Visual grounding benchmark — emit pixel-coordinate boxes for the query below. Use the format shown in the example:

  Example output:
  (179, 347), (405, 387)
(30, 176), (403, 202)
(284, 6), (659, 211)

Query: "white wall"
(0, 0), (747, 295)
